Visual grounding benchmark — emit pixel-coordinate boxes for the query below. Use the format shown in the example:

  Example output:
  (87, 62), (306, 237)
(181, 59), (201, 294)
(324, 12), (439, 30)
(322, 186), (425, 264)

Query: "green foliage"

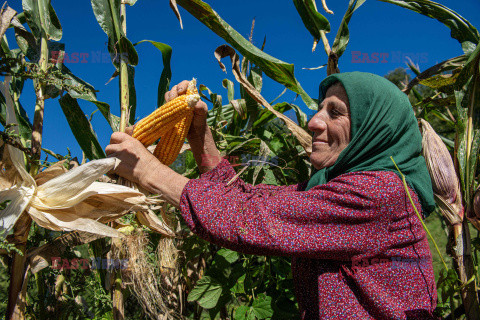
(331, 0), (366, 59)
(134, 40), (172, 108)
(293, 0), (331, 43)
(59, 95), (106, 160)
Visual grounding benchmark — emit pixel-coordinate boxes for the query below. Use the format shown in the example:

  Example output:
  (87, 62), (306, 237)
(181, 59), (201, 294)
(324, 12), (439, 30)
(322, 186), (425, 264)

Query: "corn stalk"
(7, 18), (49, 320)
(112, 2), (129, 319)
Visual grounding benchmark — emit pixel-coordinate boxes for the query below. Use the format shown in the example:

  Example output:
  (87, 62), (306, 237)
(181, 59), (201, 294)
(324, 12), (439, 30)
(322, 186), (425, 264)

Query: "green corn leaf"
(59, 94), (106, 160)
(455, 40), (480, 89)
(46, 3), (62, 40)
(91, 0), (138, 66)
(14, 25), (40, 62)
(331, 0), (366, 58)
(241, 66), (263, 111)
(176, 0), (316, 110)
(202, 85), (224, 129)
(253, 102), (292, 128)
(0, 87), (32, 145)
(118, 37), (138, 66)
(378, 0), (479, 51)
(252, 140), (272, 184)
(289, 102), (308, 128)
(222, 79), (235, 103)
(22, 0), (62, 41)
(227, 137), (262, 155)
(90, 0), (120, 42)
(135, 40), (172, 107)
(46, 63), (120, 131)
(405, 54), (468, 93)
(419, 73), (460, 89)
(293, 0), (331, 50)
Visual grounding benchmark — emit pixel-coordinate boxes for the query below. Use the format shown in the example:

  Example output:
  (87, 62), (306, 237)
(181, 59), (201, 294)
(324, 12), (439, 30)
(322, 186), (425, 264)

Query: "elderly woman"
(106, 72), (438, 319)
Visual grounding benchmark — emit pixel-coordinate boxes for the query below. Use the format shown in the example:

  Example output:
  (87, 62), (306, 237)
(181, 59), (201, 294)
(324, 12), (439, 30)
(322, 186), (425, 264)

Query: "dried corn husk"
(0, 77), (163, 238)
(420, 119), (463, 225)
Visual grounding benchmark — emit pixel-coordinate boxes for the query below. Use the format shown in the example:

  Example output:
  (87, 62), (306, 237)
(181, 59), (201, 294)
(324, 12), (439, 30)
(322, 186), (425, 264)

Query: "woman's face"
(308, 83), (351, 170)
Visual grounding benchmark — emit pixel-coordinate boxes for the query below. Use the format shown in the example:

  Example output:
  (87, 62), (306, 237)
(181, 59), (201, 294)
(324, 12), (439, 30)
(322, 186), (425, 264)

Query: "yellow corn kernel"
(154, 112), (193, 166)
(133, 79), (199, 146)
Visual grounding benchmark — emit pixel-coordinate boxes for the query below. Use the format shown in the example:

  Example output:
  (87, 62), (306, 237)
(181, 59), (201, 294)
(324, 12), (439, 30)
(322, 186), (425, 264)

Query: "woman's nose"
(308, 113), (327, 132)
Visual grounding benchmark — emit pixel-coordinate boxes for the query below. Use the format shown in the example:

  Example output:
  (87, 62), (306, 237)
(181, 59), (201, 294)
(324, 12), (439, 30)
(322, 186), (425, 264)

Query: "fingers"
(105, 143), (122, 157)
(176, 80), (190, 94)
(125, 125), (135, 136)
(164, 80), (191, 103)
(193, 100), (208, 116)
(106, 132), (141, 156)
(165, 85), (177, 102)
(109, 131), (131, 144)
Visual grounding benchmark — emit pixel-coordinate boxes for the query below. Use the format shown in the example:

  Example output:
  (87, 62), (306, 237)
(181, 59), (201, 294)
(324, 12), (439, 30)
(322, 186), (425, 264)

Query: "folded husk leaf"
(420, 119), (463, 225)
(0, 77), (162, 238)
(136, 210), (174, 237)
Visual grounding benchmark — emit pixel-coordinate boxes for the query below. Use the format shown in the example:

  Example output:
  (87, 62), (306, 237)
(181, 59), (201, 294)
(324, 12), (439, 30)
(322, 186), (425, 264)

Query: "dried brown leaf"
(0, 5), (16, 40)
(169, 0), (183, 29)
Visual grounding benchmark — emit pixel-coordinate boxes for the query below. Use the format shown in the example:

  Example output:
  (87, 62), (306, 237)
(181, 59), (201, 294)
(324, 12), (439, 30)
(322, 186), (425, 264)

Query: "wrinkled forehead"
(322, 82), (350, 108)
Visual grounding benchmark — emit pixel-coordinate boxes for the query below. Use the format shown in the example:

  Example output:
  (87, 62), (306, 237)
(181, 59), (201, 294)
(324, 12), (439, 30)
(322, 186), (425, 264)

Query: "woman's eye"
(330, 108), (341, 117)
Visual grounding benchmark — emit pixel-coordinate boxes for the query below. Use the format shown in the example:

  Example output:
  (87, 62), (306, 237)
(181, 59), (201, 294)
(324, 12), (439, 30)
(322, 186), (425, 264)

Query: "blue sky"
(4, 0), (480, 162)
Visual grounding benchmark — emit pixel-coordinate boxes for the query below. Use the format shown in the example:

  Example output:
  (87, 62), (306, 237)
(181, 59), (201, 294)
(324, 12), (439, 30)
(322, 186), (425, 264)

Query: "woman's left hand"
(105, 131), (162, 188)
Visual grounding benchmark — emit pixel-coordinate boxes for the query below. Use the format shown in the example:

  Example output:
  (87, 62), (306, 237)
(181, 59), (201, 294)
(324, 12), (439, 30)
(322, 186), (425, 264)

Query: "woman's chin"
(310, 154), (337, 170)
(309, 157), (326, 170)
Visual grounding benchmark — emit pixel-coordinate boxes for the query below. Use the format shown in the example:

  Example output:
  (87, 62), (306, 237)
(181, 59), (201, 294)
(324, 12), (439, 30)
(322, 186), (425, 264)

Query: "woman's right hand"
(163, 80), (209, 141)
(163, 80), (222, 173)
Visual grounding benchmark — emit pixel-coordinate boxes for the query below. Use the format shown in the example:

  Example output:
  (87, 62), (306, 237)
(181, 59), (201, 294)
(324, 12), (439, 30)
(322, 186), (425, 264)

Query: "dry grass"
(116, 230), (181, 319)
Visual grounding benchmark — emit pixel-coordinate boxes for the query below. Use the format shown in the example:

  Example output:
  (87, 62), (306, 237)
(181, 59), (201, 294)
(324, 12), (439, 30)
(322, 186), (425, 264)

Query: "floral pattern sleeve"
(179, 159), (410, 260)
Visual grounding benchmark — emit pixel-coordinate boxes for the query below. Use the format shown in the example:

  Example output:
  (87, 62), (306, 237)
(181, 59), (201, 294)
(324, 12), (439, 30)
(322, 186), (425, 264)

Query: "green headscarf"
(305, 72), (436, 218)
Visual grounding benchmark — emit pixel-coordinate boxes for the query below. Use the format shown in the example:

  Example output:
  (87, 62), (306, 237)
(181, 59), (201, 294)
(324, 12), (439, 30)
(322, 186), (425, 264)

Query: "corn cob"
(133, 79), (199, 146)
(420, 119), (463, 225)
(153, 112), (194, 166)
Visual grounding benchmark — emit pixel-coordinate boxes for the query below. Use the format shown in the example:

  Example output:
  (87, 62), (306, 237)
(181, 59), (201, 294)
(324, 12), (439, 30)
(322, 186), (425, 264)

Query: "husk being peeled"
(0, 77), (167, 238)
